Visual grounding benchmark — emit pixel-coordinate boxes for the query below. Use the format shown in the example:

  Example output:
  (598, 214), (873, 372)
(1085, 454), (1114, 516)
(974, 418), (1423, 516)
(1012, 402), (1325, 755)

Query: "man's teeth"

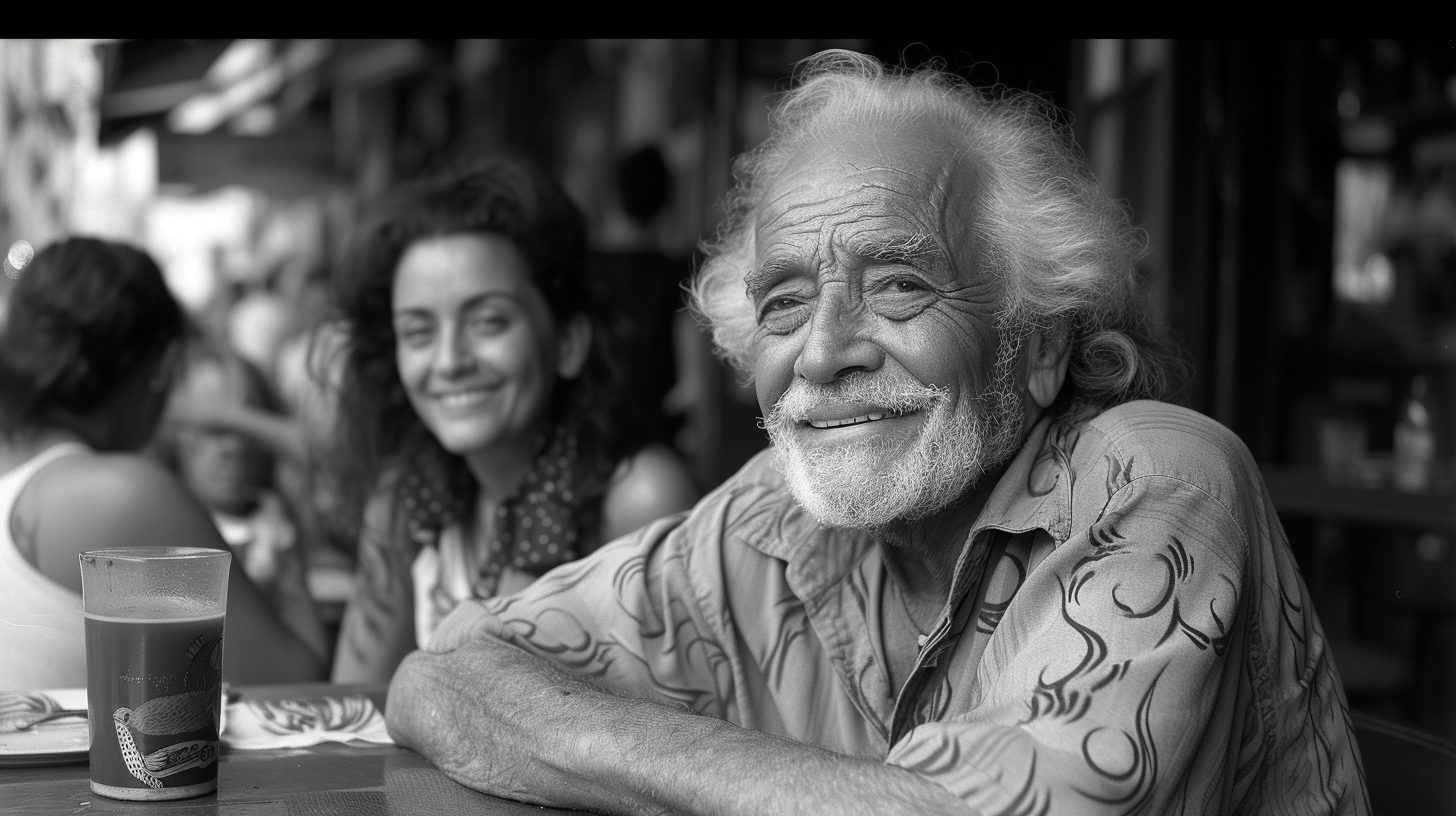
(807, 412), (889, 429)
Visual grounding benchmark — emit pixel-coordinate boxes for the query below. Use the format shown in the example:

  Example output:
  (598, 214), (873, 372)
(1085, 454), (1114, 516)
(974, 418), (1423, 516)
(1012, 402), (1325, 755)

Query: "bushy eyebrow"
(853, 232), (944, 266)
(742, 232), (947, 302)
(743, 262), (792, 302)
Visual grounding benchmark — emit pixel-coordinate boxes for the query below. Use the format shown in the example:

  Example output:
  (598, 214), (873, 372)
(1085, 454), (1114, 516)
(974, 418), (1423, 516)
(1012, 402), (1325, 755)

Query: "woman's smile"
(433, 386), (500, 410)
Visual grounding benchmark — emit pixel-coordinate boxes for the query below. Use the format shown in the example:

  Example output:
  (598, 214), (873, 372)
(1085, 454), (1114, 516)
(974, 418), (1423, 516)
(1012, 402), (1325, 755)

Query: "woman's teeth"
(807, 412), (889, 429)
(439, 390), (489, 407)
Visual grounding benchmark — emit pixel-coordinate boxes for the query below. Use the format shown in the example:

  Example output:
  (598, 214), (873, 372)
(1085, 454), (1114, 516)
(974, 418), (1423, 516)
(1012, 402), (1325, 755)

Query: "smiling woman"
(329, 159), (699, 684)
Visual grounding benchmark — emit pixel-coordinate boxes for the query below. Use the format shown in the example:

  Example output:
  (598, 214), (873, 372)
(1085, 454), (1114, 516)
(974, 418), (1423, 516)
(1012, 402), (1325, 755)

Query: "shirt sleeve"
(886, 473), (1250, 815)
(425, 510), (739, 720)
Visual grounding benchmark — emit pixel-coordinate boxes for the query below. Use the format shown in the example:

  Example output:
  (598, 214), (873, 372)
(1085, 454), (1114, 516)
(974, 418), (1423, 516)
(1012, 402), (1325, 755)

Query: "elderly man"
(385, 52), (1368, 815)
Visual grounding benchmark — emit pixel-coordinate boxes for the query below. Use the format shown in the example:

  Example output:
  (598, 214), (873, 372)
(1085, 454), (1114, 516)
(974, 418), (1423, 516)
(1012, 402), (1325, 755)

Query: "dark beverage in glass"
(84, 610), (224, 799)
(79, 548), (229, 801)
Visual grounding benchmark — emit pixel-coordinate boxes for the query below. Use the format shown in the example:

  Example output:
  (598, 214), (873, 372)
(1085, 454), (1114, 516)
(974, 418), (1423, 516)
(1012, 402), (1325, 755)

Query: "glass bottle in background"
(1394, 375), (1437, 492)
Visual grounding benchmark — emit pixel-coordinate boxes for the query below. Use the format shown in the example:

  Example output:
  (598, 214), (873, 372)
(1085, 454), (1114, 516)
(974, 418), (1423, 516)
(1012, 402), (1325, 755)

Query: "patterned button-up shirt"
(441, 400), (1368, 814)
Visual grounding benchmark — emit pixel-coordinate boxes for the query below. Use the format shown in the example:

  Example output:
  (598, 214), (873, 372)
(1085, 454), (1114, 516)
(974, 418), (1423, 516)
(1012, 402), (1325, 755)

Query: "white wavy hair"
(689, 50), (1182, 422)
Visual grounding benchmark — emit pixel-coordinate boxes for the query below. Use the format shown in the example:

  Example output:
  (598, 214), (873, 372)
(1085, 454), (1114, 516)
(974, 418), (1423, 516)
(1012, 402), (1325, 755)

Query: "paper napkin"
(222, 695), (393, 750)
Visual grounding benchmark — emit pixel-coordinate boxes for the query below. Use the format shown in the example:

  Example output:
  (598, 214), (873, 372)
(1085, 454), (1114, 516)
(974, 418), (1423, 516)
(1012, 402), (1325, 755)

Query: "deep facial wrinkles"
(929, 153), (978, 284)
(934, 277), (999, 320)
(915, 154), (999, 352)
(918, 304), (999, 362)
(751, 205), (999, 355)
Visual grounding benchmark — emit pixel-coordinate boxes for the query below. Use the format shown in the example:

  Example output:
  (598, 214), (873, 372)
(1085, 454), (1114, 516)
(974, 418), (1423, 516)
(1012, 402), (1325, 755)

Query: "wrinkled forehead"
(753, 118), (982, 265)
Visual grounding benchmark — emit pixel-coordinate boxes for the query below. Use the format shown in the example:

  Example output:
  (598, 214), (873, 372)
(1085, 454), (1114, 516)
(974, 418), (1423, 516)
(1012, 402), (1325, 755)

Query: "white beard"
(763, 337), (1025, 530)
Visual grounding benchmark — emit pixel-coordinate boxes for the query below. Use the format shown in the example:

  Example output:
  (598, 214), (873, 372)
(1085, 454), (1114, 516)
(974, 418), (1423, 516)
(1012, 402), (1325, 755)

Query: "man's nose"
(792, 291), (883, 384)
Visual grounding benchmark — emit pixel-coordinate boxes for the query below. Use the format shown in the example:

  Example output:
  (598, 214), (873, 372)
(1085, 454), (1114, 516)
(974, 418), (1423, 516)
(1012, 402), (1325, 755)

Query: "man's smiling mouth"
(809, 410), (885, 431)
(805, 411), (898, 429)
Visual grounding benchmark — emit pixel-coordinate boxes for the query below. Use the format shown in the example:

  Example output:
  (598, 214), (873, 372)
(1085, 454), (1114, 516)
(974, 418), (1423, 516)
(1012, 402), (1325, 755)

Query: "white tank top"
(0, 443), (90, 690)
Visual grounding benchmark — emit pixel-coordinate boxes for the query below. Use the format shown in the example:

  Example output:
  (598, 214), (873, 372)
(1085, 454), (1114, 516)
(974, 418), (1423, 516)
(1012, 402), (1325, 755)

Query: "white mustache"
(764, 374), (949, 430)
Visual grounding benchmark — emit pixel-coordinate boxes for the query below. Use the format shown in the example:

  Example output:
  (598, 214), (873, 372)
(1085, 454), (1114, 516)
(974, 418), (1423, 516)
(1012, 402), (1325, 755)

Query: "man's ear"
(1025, 324), (1072, 410)
(557, 313), (592, 380)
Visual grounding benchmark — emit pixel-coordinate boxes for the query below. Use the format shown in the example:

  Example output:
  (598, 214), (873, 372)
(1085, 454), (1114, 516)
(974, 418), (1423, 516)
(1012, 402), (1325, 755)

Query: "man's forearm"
(385, 637), (974, 816)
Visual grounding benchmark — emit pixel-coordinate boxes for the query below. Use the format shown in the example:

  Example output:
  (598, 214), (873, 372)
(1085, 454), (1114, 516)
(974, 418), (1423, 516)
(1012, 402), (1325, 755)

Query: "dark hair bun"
(0, 237), (184, 428)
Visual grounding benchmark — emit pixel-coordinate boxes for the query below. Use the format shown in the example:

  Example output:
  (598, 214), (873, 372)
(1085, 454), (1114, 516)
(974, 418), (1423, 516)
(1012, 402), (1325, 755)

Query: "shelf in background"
(1261, 466), (1456, 531)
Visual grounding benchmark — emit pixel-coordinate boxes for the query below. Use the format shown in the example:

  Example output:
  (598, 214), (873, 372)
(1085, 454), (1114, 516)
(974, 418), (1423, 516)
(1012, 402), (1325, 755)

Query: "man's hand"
(386, 635), (609, 809)
(385, 620), (976, 816)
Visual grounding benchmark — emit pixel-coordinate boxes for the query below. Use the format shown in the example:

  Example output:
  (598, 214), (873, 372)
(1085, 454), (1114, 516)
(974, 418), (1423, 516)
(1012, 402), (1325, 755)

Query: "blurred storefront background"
(4, 38), (1456, 741)
(1, 39), (1080, 489)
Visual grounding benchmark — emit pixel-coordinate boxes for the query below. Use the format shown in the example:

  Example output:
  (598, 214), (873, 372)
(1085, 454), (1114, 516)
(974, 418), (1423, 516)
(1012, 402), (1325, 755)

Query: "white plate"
(0, 688), (89, 766)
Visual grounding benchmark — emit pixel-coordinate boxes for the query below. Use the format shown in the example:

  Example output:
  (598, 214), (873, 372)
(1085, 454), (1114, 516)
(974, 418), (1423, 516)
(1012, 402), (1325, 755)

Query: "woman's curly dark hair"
(0, 237), (184, 446)
(332, 157), (633, 539)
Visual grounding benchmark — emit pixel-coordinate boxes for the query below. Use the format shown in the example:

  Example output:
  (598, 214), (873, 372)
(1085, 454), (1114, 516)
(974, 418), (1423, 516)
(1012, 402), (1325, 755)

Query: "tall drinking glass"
(79, 547), (229, 801)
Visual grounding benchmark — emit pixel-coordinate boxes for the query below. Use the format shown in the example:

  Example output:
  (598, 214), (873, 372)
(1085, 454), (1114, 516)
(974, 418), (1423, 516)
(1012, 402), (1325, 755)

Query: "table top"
(0, 683), (581, 816)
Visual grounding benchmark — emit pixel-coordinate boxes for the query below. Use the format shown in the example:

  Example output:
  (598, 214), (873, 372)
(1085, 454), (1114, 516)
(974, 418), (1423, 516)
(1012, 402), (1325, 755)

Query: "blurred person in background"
(159, 316), (359, 655)
(155, 333), (331, 664)
(168, 220), (361, 635)
(0, 237), (326, 689)
(174, 294), (360, 624)
(330, 158), (699, 684)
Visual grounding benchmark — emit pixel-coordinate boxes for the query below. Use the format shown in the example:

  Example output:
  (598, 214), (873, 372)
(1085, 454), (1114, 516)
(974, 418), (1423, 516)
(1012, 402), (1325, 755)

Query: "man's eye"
(757, 296), (809, 333)
(883, 276), (927, 294)
(869, 276), (936, 321)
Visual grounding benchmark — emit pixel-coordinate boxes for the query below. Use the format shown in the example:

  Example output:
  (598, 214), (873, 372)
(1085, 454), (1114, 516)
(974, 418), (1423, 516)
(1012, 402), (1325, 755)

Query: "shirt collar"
(967, 415), (1073, 546)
